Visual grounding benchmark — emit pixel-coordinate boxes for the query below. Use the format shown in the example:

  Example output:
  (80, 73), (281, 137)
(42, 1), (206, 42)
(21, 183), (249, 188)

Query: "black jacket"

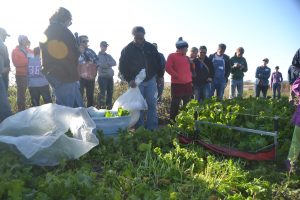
(40, 23), (80, 83)
(194, 56), (214, 85)
(119, 41), (164, 82)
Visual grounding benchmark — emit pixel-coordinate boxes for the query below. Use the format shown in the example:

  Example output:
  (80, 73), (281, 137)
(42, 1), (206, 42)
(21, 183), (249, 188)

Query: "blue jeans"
(137, 77), (158, 130)
(230, 79), (243, 98)
(272, 83), (281, 98)
(46, 75), (83, 108)
(255, 84), (268, 98)
(0, 76), (12, 122)
(210, 78), (226, 100)
(98, 76), (113, 107)
(194, 83), (210, 102)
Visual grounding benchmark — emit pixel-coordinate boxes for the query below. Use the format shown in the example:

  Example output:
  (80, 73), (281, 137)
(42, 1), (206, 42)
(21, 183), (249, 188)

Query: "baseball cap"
(262, 58), (269, 62)
(100, 41), (109, 46)
(0, 27), (10, 37)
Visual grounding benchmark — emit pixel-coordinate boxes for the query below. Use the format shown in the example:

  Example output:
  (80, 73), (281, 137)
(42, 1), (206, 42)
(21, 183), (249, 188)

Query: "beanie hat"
(18, 35), (28, 44)
(176, 37), (188, 49)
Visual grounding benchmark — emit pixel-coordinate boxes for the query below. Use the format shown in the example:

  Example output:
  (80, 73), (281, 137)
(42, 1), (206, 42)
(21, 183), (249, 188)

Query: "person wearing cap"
(11, 35), (33, 111)
(255, 58), (271, 98)
(152, 42), (166, 103)
(229, 47), (248, 98)
(270, 66), (283, 99)
(78, 35), (99, 107)
(166, 37), (193, 121)
(0, 27), (10, 92)
(40, 7), (83, 108)
(98, 41), (116, 108)
(208, 43), (230, 100)
(119, 26), (164, 130)
(0, 27), (12, 121)
(194, 45), (214, 102)
(288, 48), (300, 104)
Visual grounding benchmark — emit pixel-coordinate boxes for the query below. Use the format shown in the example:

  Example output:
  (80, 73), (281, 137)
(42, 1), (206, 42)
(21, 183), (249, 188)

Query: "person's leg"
(136, 82), (146, 128)
(230, 79), (236, 99)
(40, 85), (52, 104)
(277, 84), (281, 99)
(3, 72), (9, 92)
(255, 85), (260, 97)
(210, 81), (216, 98)
(106, 77), (114, 108)
(143, 77), (158, 130)
(157, 78), (164, 102)
(28, 87), (40, 106)
(170, 96), (181, 121)
(236, 79), (243, 98)
(217, 79), (226, 100)
(0, 76), (12, 122)
(272, 83), (276, 98)
(86, 79), (95, 107)
(194, 85), (200, 102)
(262, 85), (268, 98)
(16, 75), (27, 111)
(98, 77), (108, 107)
(203, 83), (210, 100)
(288, 125), (300, 163)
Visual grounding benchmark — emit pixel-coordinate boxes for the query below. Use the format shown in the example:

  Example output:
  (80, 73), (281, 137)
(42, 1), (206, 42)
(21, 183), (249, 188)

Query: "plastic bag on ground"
(113, 69), (148, 127)
(0, 103), (98, 166)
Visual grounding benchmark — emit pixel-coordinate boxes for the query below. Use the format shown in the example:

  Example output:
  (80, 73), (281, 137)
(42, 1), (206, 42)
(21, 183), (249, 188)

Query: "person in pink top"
(166, 37), (192, 121)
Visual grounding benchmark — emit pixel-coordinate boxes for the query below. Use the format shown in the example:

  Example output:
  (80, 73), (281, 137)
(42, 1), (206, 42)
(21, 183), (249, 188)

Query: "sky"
(1, 0), (300, 82)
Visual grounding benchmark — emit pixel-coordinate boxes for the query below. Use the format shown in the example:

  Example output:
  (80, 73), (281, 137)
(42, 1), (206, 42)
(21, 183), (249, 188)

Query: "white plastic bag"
(0, 104), (98, 166)
(113, 69), (148, 127)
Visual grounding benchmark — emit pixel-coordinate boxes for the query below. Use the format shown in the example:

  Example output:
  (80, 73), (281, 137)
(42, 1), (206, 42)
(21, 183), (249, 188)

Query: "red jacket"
(166, 52), (192, 84)
(12, 46), (33, 76)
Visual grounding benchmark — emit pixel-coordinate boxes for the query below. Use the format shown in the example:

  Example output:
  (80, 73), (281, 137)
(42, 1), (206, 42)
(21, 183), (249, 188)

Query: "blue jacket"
(255, 66), (271, 86)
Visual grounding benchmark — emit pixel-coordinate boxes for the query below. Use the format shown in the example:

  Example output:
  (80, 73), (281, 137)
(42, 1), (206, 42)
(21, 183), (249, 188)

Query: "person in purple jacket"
(270, 66), (283, 99)
(286, 77), (300, 172)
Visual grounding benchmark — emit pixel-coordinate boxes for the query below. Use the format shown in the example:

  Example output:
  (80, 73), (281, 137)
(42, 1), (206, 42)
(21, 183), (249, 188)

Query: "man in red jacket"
(166, 37), (192, 121)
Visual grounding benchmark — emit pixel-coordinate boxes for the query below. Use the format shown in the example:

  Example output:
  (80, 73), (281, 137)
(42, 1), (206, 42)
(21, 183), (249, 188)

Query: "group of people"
(1, 6), (300, 172)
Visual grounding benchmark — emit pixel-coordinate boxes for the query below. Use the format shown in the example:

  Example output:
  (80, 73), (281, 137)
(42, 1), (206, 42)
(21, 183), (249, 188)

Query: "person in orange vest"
(11, 35), (33, 111)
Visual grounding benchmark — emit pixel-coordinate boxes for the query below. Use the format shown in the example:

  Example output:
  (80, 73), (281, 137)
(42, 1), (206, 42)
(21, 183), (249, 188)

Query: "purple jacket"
(292, 77), (300, 126)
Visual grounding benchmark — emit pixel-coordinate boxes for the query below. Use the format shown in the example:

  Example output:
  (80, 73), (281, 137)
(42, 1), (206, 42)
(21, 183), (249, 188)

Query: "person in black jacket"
(40, 7), (83, 108)
(119, 26), (164, 130)
(208, 43), (230, 100)
(194, 46), (214, 101)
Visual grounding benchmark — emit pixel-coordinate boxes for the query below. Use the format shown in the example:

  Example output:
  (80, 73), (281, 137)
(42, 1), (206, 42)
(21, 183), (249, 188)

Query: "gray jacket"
(98, 52), (116, 78)
(0, 38), (10, 76)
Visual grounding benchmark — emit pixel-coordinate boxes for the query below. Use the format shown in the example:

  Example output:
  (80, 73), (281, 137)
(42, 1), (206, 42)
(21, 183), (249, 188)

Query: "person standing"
(286, 77), (300, 173)
(78, 35), (99, 107)
(28, 47), (52, 106)
(209, 43), (230, 100)
(11, 35), (33, 111)
(0, 28), (10, 92)
(152, 43), (166, 103)
(194, 46), (214, 101)
(270, 66), (283, 99)
(255, 58), (271, 98)
(40, 7), (83, 108)
(288, 48), (300, 104)
(0, 27), (12, 122)
(98, 41), (116, 108)
(229, 47), (248, 98)
(119, 26), (164, 130)
(166, 37), (192, 121)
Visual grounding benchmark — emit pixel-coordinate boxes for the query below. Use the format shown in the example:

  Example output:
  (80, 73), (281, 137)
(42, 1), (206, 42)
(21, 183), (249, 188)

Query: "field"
(1, 82), (300, 199)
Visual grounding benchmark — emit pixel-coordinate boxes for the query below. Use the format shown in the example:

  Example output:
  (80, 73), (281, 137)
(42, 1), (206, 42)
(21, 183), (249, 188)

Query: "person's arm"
(241, 58), (248, 72)
(224, 55), (231, 78)
(119, 47), (132, 83)
(288, 66), (292, 85)
(107, 54), (117, 67)
(165, 54), (177, 78)
(255, 67), (260, 79)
